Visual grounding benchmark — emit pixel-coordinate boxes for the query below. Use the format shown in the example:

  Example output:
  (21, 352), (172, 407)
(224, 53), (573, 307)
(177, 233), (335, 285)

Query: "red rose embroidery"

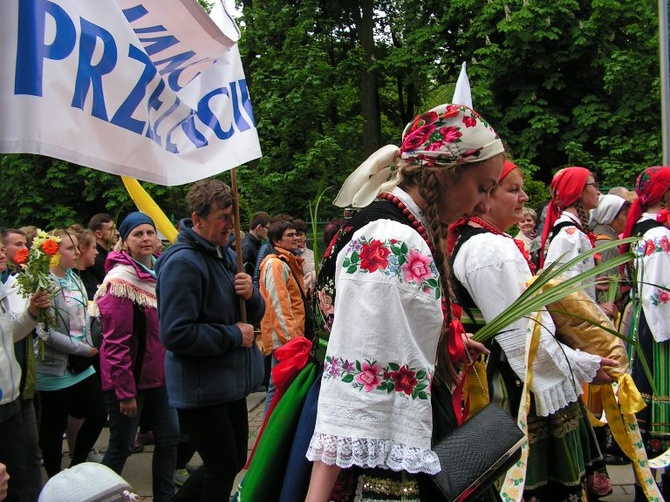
(390, 365), (418, 395)
(441, 106), (460, 119)
(660, 236), (670, 253)
(359, 239), (390, 272)
(645, 240), (656, 256)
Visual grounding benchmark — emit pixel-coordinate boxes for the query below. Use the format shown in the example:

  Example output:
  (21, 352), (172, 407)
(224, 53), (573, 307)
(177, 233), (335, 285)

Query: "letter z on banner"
(0, 0), (262, 186)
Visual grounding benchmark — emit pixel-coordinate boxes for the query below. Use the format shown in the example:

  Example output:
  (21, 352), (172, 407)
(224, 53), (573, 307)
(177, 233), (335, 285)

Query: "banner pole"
(230, 168), (247, 323)
(660, 0), (670, 164)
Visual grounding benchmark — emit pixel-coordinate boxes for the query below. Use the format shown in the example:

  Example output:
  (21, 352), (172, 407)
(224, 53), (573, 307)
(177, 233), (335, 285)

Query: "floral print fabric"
(307, 188), (443, 474)
(633, 216), (670, 342)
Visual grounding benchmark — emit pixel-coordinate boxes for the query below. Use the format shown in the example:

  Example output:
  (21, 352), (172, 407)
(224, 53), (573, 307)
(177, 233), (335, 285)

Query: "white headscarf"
(589, 194), (627, 227)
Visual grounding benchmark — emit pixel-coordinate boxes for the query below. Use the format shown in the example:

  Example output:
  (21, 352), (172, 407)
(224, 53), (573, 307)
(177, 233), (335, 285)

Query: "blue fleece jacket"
(155, 219), (265, 409)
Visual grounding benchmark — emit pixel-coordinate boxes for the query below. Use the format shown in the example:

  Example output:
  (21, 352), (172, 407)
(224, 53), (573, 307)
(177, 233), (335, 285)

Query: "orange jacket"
(259, 247), (306, 355)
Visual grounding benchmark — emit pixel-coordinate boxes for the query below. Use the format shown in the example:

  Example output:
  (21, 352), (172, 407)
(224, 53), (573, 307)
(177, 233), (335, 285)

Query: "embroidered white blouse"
(452, 231), (601, 417)
(306, 188), (442, 474)
(544, 212), (596, 300)
(633, 214), (670, 343)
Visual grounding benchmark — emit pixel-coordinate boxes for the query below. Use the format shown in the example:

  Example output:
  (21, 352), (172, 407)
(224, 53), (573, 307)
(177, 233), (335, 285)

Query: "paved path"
(77, 391), (639, 500)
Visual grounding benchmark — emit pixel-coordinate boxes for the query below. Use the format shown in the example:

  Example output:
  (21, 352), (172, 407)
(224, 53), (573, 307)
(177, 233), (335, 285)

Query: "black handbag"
(430, 403), (525, 502)
(67, 354), (94, 374)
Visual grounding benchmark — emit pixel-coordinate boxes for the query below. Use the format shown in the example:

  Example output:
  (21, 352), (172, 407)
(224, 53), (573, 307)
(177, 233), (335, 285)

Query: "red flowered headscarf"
(539, 167), (591, 261)
(621, 166), (670, 249)
(400, 104), (503, 167)
(334, 104), (504, 208)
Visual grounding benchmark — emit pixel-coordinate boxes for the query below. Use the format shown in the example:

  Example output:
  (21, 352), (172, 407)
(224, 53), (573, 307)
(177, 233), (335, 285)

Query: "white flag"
(0, 0), (262, 186)
(452, 61), (473, 109)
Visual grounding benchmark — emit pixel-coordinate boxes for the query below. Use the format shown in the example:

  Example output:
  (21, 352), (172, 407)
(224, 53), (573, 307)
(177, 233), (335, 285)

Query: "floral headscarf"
(333, 104), (504, 208)
(399, 104), (503, 167)
(621, 166), (670, 246)
(539, 167), (591, 261)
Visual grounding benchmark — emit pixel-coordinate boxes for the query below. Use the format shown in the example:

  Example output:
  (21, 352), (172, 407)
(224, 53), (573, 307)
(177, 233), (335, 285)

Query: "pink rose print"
(657, 290), (670, 304)
(565, 227), (576, 235)
(355, 362), (382, 392)
(390, 366), (418, 395)
(462, 115), (477, 128)
(318, 289), (334, 316)
(401, 249), (433, 283)
(439, 125), (462, 143)
(402, 124), (436, 151)
(660, 236), (670, 253)
(359, 239), (391, 272)
(645, 240), (656, 256)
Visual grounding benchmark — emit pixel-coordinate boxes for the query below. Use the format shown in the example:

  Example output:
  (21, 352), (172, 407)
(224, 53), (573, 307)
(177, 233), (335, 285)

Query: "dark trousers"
(0, 400), (27, 502)
(38, 374), (107, 477)
(172, 399), (248, 502)
(101, 387), (178, 502)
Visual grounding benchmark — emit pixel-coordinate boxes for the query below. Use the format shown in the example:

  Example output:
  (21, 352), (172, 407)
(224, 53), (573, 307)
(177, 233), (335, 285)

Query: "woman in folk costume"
(95, 212), (178, 502)
(449, 161), (615, 501)
(590, 194), (631, 312)
(620, 167), (670, 500)
(304, 104), (505, 501)
(540, 167), (618, 318)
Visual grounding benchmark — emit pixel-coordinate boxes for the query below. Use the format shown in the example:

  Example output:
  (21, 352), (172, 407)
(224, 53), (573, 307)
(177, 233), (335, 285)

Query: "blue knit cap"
(118, 212), (155, 241)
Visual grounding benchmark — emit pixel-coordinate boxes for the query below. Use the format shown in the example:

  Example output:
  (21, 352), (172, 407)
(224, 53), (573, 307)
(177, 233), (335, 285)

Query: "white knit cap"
(39, 463), (138, 502)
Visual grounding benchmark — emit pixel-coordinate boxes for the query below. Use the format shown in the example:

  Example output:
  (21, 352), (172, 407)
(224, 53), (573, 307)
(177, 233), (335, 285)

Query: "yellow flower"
(49, 253), (61, 268)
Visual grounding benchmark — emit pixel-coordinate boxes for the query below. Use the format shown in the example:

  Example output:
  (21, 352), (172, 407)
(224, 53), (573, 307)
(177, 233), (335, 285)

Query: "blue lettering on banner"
(13, 1), (257, 155)
(15, 0), (76, 96)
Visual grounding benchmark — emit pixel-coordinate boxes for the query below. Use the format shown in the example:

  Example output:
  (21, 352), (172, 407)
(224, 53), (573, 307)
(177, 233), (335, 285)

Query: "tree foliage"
(0, 0), (662, 227)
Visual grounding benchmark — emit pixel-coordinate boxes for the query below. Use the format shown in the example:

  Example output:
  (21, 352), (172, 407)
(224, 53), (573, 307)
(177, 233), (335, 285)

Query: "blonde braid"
(407, 165), (458, 386)
(574, 200), (591, 233)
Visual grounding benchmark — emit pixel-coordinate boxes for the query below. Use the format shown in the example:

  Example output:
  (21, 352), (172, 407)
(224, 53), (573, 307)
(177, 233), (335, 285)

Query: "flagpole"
(660, 0), (670, 164)
(230, 168), (247, 323)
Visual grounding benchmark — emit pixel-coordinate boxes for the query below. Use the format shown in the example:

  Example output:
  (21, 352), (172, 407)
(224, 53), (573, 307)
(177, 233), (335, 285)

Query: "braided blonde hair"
(397, 159), (486, 385)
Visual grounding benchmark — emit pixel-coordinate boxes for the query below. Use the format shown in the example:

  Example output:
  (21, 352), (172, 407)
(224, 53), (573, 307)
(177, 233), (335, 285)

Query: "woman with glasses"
(540, 167), (618, 317)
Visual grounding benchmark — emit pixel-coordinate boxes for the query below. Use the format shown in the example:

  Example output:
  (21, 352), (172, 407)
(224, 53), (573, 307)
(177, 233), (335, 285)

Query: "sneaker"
(136, 430), (155, 445)
(174, 468), (190, 487)
(131, 442), (144, 454)
(86, 449), (104, 463)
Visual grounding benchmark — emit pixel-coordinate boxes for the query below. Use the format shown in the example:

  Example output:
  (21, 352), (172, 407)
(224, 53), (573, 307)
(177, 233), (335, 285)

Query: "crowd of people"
(0, 102), (669, 502)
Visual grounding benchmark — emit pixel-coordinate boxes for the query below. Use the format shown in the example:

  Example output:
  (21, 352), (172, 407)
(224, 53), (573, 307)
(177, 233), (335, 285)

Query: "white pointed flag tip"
(452, 61), (473, 109)
(0, 0), (261, 186)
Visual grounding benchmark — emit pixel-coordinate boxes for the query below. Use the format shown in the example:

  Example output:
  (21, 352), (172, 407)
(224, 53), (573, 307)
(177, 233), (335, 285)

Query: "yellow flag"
(121, 177), (178, 243)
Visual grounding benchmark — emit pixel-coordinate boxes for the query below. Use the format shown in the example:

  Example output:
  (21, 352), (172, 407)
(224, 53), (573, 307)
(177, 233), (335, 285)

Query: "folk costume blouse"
(544, 211), (596, 300)
(632, 213), (670, 343)
(452, 231), (600, 417)
(306, 188), (442, 475)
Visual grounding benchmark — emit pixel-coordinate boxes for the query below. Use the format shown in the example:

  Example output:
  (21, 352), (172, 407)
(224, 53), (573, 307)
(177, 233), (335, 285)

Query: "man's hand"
(234, 273), (253, 300)
(120, 397), (138, 418)
(236, 322), (255, 348)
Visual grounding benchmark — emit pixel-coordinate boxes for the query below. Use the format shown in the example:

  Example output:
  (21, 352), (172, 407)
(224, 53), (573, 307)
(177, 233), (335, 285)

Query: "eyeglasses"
(585, 182), (599, 190)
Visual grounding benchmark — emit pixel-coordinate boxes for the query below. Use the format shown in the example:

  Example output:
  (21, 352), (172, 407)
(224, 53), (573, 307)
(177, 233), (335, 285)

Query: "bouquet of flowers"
(13, 230), (61, 357)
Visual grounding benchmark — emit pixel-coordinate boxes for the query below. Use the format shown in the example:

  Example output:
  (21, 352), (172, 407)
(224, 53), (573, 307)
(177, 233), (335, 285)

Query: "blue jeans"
(101, 386), (178, 502)
(263, 354), (278, 416)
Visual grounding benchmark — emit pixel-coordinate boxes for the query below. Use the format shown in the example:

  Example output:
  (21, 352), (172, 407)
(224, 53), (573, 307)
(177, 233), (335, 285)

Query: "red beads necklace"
(378, 192), (433, 252)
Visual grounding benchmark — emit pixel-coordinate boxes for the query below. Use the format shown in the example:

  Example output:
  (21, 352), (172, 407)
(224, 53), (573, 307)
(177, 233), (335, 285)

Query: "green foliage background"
(0, 0), (661, 228)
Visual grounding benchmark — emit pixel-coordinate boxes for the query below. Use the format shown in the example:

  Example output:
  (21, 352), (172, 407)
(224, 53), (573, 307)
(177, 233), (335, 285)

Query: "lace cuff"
(306, 432), (441, 475)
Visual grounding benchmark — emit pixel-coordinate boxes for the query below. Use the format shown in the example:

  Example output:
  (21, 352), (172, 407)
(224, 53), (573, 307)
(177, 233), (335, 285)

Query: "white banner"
(0, 0), (262, 186)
